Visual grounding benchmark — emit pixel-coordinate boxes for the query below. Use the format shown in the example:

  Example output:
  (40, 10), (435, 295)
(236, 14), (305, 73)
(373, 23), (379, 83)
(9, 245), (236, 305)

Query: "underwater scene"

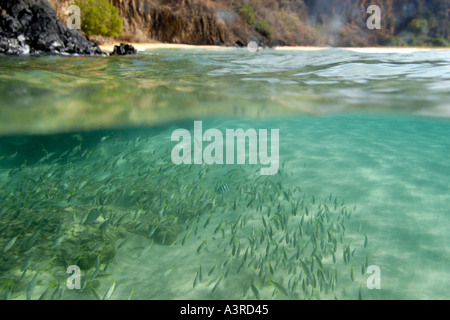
(0, 48), (449, 300)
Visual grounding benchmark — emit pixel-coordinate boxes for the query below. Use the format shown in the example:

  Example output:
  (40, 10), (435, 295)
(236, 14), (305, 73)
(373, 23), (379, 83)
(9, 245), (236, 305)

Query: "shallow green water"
(1, 48), (449, 134)
(0, 48), (449, 300)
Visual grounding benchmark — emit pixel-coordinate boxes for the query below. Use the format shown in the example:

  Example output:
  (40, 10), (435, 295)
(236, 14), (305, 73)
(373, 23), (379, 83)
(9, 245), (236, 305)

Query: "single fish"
(115, 214), (127, 226)
(250, 282), (260, 300)
(51, 283), (60, 300)
(139, 240), (154, 256)
(51, 235), (65, 248)
(103, 282), (116, 300)
(91, 268), (100, 280)
(269, 262), (274, 275)
(217, 183), (233, 194)
(181, 232), (189, 245)
(127, 288), (135, 300)
(2, 235), (19, 253)
(197, 240), (207, 254)
(193, 269), (199, 288)
(95, 254), (100, 271)
(4, 286), (12, 300)
(39, 287), (51, 300)
(211, 273), (223, 295)
(268, 278), (289, 297)
(56, 224), (63, 237)
(214, 219), (223, 235)
(103, 261), (111, 273)
(118, 238), (128, 249)
(83, 209), (100, 225)
(27, 272), (39, 300)
(32, 255), (56, 271)
(198, 265), (203, 282)
(203, 215), (212, 229)
(20, 230), (41, 252)
(148, 225), (157, 238)
(21, 257), (33, 272)
(208, 264), (216, 277)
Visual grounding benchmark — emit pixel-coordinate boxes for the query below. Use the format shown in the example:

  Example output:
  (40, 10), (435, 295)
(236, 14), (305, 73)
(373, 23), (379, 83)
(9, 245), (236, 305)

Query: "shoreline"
(100, 42), (450, 53)
(99, 43), (227, 52)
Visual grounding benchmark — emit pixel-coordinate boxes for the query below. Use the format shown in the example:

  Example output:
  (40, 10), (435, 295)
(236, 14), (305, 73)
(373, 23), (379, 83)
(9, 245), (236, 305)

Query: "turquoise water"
(0, 48), (449, 300)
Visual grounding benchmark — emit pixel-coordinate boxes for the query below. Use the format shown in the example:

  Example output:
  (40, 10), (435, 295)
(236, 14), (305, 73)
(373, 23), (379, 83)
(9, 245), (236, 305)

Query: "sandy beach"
(99, 43), (226, 53)
(99, 42), (450, 53)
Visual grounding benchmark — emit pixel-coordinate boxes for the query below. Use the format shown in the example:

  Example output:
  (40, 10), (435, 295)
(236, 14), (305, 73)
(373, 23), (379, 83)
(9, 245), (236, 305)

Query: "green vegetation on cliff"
(238, 4), (273, 39)
(75, 0), (123, 37)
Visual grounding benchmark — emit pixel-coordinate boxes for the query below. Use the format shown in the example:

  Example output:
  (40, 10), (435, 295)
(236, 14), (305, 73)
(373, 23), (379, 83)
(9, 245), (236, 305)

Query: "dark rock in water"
(111, 43), (137, 56)
(235, 40), (245, 47)
(0, 0), (103, 55)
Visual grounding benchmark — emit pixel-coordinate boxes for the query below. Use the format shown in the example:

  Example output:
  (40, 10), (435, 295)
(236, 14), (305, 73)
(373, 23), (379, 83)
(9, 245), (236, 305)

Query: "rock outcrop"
(111, 43), (137, 55)
(0, 0), (103, 55)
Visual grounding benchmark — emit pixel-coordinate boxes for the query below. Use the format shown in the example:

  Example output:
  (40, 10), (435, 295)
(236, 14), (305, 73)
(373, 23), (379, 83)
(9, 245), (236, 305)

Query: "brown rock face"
(111, 0), (247, 45)
(48, 0), (251, 46)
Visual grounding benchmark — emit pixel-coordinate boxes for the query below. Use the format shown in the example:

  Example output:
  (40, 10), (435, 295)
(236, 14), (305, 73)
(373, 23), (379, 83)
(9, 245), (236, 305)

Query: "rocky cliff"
(48, 0), (450, 47)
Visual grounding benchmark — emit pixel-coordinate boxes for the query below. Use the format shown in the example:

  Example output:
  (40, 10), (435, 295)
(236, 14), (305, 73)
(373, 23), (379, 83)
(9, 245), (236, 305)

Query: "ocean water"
(0, 48), (449, 300)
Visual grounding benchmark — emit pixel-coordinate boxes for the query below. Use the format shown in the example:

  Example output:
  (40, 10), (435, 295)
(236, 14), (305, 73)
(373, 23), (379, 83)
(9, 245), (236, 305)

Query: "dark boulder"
(235, 40), (245, 47)
(0, 0), (103, 55)
(110, 43), (137, 56)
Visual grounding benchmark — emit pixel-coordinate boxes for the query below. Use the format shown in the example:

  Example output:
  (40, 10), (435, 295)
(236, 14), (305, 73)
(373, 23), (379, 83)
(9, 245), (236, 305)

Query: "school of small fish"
(0, 130), (370, 300)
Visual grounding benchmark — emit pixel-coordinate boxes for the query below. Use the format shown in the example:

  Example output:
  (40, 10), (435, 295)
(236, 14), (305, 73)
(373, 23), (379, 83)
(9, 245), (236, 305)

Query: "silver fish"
(83, 209), (100, 225)
(139, 240), (154, 256)
(2, 235), (19, 253)
(103, 282), (116, 300)
(118, 238), (129, 249)
(211, 273), (224, 295)
(250, 283), (260, 300)
(193, 269), (199, 288)
(21, 257), (33, 272)
(208, 264), (216, 277)
(21, 230), (41, 252)
(50, 235), (65, 248)
(197, 240), (207, 254)
(27, 272), (39, 300)
(217, 183), (233, 194)
(91, 288), (101, 300)
(39, 287), (51, 300)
